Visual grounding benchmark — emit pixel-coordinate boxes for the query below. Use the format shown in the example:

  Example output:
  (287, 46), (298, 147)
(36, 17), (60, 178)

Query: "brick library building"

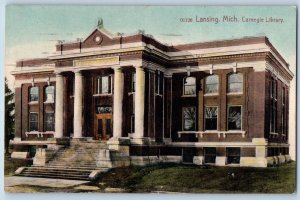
(10, 21), (293, 179)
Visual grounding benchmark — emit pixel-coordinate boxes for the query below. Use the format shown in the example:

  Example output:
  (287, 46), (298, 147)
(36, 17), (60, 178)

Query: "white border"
(1, 1), (299, 200)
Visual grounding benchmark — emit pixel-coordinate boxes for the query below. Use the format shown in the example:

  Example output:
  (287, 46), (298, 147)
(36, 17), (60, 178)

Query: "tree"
(5, 78), (15, 154)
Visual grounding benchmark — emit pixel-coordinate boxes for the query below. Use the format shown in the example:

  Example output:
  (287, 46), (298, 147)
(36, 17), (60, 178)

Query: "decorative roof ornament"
(97, 18), (104, 29)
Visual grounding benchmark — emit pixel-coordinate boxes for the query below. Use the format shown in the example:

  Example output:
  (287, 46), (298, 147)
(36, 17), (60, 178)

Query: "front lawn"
(98, 162), (296, 193)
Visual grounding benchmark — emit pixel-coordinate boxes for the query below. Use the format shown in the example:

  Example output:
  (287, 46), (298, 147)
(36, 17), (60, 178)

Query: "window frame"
(131, 72), (136, 93)
(182, 107), (197, 131)
(130, 115), (135, 133)
(29, 112), (39, 132)
(226, 147), (241, 164)
(205, 75), (219, 95)
(227, 105), (242, 131)
(29, 86), (39, 102)
(204, 106), (218, 131)
(95, 75), (112, 95)
(227, 73), (243, 94)
(183, 76), (196, 96)
(44, 85), (55, 103)
(44, 112), (55, 132)
(204, 147), (217, 164)
(270, 77), (278, 134)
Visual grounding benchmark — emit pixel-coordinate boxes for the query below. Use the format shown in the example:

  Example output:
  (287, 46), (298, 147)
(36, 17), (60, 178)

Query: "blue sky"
(5, 6), (296, 62)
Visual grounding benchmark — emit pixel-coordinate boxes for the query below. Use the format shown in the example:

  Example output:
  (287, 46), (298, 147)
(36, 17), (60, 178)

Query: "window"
(270, 78), (277, 133)
(228, 106), (242, 130)
(205, 107), (218, 130)
(29, 112), (39, 131)
(95, 106), (112, 114)
(182, 107), (196, 131)
(96, 75), (111, 94)
(282, 87), (286, 134)
(45, 86), (55, 102)
(131, 73), (136, 92)
(205, 75), (219, 94)
(183, 77), (196, 96)
(29, 86), (39, 102)
(44, 112), (54, 131)
(227, 148), (241, 164)
(156, 71), (163, 95)
(228, 73), (243, 93)
(131, 115), (135, 133)
(204, 147), (216, 164)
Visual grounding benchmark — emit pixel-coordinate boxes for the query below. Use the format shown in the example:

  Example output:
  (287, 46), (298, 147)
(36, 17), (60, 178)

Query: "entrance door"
(94, 106), (113, 140)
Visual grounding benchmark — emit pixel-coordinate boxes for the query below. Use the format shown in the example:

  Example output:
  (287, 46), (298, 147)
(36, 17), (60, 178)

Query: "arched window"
(183, 77), (196, 96)
(45, 86), (55, 102)
(228, 73), (243, 93)
(205, 75), (219, 94)
(29, 86), (39, 102)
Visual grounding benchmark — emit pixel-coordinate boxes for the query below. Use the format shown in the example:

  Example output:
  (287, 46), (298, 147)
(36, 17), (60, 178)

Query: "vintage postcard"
(4, 5), (296, 193)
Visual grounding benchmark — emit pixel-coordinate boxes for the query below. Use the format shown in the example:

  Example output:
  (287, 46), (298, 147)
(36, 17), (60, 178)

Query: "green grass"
(98, 162), (296, 193)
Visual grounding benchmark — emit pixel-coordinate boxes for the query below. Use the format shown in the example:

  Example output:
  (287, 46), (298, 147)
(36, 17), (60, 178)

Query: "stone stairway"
(16, 140), (110, 181)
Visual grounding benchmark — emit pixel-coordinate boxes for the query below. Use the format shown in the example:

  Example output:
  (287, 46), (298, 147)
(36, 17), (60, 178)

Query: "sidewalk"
(5, 176), (90, 190)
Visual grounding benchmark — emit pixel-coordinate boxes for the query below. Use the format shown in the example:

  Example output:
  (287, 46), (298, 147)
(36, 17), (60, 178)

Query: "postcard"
(4, 5), (296, 193)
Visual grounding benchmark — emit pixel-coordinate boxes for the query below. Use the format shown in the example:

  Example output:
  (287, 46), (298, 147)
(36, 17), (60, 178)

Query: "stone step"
(23, 170), (91, 176)
(18, 173), (90, 180)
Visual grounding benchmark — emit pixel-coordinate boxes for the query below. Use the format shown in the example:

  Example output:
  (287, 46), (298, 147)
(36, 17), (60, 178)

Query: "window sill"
(44, 101), (54, 104)
(270, 132), (279, 135)
(204, 93), (219, 97)
(128, 92), (135, 95)
(28, 101), (38, 105)
(178, 130), (246, 138)
(181, 95), (196, 98)
(227, 92), (243, 96)
(93, 93), (112, 97)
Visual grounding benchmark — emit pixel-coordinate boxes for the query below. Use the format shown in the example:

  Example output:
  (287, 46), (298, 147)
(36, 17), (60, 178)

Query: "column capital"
(134, 65), (145, 70)
(73, 69), (82, 75)
(111, 66), (123, 72)
(54, 72), (63, 77)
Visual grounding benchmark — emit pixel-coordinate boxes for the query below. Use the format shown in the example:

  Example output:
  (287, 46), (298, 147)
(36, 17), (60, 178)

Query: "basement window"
(204, 147), (216, 164)
(227, 147), (241, 164)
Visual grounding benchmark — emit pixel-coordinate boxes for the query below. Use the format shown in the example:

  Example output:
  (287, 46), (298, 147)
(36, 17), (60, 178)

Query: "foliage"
(5, 78), (15, 153)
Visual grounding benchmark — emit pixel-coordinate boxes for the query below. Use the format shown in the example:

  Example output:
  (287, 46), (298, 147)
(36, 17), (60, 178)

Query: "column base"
(107, 137), (130, 152)
(193, 156), (204, 165)
(130, 137), (150, 145)
(215, 156), (226, 166)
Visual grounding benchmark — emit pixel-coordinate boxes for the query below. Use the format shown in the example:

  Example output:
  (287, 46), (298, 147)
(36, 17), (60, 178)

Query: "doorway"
(94, 106), (113, 140)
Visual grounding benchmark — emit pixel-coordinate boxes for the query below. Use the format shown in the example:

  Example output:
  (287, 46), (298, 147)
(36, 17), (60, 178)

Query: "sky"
(4, 5), (297, 159)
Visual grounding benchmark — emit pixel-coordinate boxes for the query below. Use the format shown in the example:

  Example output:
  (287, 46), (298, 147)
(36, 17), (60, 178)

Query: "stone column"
(73, 70), (83, 138)
(134, 66), (145, 140)
(112, 67), (124, 138)
(55, 73), (64, 138)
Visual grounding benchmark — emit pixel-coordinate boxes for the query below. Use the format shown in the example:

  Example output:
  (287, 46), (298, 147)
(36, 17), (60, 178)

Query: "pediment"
(82, 28), (117, 47)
